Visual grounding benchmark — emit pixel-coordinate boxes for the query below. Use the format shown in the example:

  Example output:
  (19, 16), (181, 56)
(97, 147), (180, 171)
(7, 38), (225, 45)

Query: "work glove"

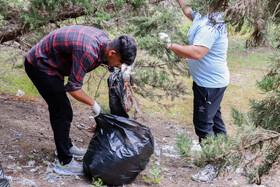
(158, 32), (171, 48)
(91, 101), (101, 117)
(121, 64), (133, 83)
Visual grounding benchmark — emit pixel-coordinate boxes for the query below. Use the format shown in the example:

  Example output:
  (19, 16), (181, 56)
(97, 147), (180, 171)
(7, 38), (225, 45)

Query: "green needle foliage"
(187, 0), (280, 47)
(176, 122), (280, 184)
(142, 155), (165, 185)
(250, 51), (280, 132)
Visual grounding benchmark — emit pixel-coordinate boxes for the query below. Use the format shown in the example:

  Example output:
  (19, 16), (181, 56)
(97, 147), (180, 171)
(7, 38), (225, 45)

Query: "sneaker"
(70, 145), (87, 157)
(191, 164), (218, 183)
(55, 145), (87, 158)
(191, 140), (202, 152)
(54, 159), (84, 175)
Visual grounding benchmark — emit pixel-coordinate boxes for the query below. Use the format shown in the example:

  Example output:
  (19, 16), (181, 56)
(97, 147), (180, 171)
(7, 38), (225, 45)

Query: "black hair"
(109, 34), (137, 66)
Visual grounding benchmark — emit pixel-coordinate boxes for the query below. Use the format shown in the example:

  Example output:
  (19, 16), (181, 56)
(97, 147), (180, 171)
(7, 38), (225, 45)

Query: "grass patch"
(0, 47), (38, 98)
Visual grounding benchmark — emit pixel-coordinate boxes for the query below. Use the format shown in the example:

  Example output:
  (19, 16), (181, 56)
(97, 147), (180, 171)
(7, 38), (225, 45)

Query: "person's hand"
(91, 101), (101, 117)
(158, 32), (171, 48)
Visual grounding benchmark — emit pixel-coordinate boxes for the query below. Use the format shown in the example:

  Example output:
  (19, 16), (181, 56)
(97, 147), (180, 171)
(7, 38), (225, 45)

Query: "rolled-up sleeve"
(65, 51), (97, 91)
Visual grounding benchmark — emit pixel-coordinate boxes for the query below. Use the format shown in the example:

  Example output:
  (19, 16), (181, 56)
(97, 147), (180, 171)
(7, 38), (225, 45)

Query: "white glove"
(91, 101), (101, 117)
(121, 64), (133, 83)
(158, 32), (171, 48)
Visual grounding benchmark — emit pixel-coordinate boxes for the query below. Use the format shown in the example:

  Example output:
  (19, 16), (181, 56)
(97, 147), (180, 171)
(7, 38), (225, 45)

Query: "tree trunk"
(0, 7), (93, 44)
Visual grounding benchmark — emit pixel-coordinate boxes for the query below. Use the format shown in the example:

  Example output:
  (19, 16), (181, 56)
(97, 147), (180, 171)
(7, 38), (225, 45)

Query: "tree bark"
(0, 7), (94, 44)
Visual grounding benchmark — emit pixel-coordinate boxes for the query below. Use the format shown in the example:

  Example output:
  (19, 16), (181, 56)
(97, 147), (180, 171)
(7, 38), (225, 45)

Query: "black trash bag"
(83, 113), (154, 186)
(0, 163), (10, 187)
(108, 68), (134, 118)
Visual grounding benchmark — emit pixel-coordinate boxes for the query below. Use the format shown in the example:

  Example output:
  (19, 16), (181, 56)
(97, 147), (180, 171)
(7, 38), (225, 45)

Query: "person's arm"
(168, 44), (209, 60)
(68, 89), (101, 117)
(177, 0), (193, 20)
(66, 51), (101, 117)
(68, 89), (95, 106)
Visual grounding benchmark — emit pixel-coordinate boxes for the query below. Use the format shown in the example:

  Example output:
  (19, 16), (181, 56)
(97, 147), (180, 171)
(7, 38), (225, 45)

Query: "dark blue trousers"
(25, 59), (73, 165)
(192, 82), (227, 142)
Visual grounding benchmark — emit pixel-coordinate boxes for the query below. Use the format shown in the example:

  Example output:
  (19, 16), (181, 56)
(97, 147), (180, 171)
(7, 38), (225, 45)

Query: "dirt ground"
(0, 94), (280, 187)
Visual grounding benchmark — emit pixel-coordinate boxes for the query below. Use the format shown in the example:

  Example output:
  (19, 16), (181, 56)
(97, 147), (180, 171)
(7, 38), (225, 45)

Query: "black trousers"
(24, 59), (73, 165)
(192, 81), (227, 142)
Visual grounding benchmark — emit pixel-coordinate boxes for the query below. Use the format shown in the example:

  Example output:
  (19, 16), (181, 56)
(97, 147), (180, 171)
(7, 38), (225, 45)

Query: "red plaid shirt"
(26, 25), (109, 91)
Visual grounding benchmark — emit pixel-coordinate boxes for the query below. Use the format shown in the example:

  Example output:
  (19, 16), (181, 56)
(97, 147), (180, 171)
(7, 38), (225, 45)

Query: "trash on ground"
(74, 122), (90, 131)
(16, 89), (25, 98)
(191, 164), (218, 183)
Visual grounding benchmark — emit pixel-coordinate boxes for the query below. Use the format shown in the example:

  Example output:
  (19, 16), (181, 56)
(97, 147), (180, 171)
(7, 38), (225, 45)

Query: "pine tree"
(249, 50), (280, 131)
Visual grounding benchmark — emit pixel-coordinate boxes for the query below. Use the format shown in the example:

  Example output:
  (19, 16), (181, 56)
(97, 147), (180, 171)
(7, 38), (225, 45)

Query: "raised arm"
(177, 0), (193, 21)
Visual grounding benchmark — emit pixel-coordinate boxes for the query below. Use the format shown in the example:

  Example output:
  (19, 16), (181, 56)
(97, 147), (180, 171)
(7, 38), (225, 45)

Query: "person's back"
(27, 25), (109, 79)
(188, 11), (229, 88)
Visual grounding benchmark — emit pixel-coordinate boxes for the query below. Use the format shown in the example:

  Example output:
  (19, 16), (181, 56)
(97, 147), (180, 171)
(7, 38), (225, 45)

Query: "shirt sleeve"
(193, 26), (217, 49)
(65, 51), (96, 92)
(191, 10), (200, 20)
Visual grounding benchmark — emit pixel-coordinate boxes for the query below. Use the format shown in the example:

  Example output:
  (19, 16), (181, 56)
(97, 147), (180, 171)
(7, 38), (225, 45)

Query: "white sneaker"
(191, 140), (202, 152)
(70, 145), (87, 157)
(191, 164), (218, 183)
(55, 145), (87, 158)
(53, 159), (84, 175)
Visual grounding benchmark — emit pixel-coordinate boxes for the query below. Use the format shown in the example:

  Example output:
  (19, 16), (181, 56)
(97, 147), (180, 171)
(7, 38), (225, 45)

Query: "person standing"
(159, 0), (229, 182)
(159, 1), (229, 143)
(25, 25), (137, 175)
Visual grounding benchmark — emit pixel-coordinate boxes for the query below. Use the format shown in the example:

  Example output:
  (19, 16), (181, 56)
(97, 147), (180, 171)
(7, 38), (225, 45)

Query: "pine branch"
(136, 63), (166, 68)
(271, 1), (280, 21)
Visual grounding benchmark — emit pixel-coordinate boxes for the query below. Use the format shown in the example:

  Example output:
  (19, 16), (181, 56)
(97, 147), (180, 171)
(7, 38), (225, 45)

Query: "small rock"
(235, 168), (244, 175)
(7, 164), (16, 169)
(42, 160), (51, 166)
(18, 178), (38, 187)
(76, 138), (84, 143)
(46, 166), (53, 173)
(48, 179), (56, 183)
(75, 175), (81, 180)
(8, 155), (15, 160)
(30, 168), (37, 173)
(28, 160), (35, 166)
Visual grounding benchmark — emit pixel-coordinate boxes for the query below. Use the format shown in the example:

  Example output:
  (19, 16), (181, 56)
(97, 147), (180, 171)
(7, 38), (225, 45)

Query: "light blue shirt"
(187, 10), (229, 88)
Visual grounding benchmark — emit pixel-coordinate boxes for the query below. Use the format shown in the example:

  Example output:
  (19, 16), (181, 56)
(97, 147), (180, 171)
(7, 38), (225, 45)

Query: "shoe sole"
(53, 165), (84, 175)
(72, 153), (85, 158)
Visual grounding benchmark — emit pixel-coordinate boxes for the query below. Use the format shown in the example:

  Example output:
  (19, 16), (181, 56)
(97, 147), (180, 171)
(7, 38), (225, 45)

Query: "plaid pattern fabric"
(26, 25), (110, 91)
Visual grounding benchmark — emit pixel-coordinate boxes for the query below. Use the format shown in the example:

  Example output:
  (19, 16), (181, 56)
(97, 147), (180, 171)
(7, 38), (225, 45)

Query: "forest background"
(0, 0), (280, 186)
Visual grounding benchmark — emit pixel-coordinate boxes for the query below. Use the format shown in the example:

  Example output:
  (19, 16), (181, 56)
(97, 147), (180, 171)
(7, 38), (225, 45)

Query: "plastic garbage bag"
(0, 163), (10, 187)
(83, 113), (154, 186)
(108, 68), (134, 118)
